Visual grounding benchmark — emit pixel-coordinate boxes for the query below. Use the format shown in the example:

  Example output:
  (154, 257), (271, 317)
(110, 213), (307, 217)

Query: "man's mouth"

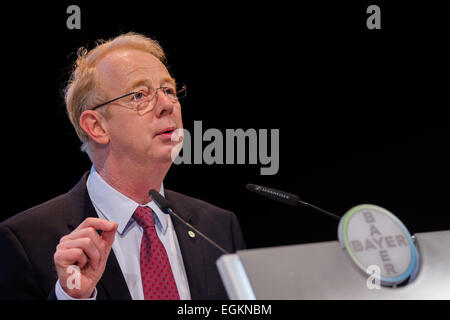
(156, 126), (176, 137)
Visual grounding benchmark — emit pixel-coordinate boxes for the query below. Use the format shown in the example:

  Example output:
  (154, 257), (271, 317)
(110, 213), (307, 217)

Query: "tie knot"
(133, 206), (155, 229)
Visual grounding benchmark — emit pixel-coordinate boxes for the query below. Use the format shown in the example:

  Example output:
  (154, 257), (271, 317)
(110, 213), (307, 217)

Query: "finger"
(60, 227), (104, 253)
(101, 223), (118, 253)
(55, 247), (88, 270)
(75, 217), (117, 233)
(58, 238), (101, 270)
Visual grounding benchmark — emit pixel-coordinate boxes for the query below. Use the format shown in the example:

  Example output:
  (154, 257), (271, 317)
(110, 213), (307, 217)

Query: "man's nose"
(153, 89), (174, 117)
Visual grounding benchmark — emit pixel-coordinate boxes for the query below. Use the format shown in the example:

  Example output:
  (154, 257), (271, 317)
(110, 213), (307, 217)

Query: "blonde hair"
(64, 32), (167, 152)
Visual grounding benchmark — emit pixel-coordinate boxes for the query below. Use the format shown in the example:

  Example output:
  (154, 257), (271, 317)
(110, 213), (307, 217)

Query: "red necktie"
(133, 206), (180, 300)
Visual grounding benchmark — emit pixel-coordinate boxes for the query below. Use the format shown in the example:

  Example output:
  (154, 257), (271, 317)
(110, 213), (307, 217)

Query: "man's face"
(95, 48), (183, 165)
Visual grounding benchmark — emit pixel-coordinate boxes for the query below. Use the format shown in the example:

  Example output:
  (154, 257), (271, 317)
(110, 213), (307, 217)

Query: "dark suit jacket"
(0, 172), (246, 300)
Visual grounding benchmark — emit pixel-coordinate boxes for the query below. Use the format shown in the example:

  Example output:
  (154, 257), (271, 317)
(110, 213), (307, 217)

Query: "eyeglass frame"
(91, 83), (187, 112)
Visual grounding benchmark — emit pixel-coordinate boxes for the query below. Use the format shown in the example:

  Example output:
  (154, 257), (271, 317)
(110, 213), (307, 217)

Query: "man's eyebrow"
(126, 77), (176, 92)
(162, 77), (176, 86)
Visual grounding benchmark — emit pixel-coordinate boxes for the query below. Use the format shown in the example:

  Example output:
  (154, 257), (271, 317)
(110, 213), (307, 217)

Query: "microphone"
(246, 183), (341, 221)
(149, 189), (230, 255)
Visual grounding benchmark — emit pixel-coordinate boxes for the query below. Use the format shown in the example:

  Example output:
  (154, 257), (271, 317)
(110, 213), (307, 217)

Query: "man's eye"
(165, 88), (176, 96)
(133, 92), (145, 101)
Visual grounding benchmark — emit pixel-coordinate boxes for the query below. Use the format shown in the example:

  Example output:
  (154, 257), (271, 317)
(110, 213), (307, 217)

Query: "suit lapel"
(67, 172), (132, 300)
(166, 191), (209, 299)
(98, 249), (132, 300)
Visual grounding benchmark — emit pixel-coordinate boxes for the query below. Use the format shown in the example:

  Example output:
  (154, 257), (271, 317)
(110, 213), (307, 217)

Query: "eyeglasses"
(91, 83), (187, 116)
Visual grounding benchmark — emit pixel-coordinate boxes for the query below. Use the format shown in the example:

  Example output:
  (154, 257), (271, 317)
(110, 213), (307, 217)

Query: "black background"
(3, 0), (450, 250)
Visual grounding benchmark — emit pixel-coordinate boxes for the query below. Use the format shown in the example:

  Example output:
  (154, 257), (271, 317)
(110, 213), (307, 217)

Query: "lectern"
(216, 230), (450, 299)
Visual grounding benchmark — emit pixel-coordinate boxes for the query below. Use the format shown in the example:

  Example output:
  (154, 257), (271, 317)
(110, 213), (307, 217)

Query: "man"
(0, 32), (246, 300)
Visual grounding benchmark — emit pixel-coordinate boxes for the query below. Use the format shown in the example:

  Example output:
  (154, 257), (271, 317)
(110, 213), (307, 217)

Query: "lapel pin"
(188, 230), (196, 238)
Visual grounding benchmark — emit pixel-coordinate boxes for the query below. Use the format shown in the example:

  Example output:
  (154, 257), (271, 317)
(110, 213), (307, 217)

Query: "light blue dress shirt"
(55, 167), (191, 300)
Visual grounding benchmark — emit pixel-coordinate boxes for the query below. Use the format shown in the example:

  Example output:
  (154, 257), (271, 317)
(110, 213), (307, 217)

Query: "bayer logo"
(338, 204), (419, 287)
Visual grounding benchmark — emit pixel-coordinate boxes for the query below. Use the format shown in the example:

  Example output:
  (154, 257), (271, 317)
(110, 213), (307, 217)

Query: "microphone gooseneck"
(246, 183), (341, 221)
(149, 190), (230, 255)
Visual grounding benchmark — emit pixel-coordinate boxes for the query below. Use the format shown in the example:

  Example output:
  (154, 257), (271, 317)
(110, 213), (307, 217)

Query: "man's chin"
(152, 148), (180, 165)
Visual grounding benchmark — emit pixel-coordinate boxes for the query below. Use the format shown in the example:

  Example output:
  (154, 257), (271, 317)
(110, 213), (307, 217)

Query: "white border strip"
(216, 254), (256, 300)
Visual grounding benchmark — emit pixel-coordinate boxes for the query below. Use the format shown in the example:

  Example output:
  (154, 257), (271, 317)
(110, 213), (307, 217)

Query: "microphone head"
(149, 189), (172, 214)
(246, 183), (300, 207)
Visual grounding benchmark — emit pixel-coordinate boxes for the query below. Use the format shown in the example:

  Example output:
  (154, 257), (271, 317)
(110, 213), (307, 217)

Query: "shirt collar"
(86, 166), (168, 235)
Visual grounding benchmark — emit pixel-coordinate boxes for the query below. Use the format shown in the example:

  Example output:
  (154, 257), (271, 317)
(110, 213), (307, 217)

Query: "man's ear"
(79, 110), (110, 145)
